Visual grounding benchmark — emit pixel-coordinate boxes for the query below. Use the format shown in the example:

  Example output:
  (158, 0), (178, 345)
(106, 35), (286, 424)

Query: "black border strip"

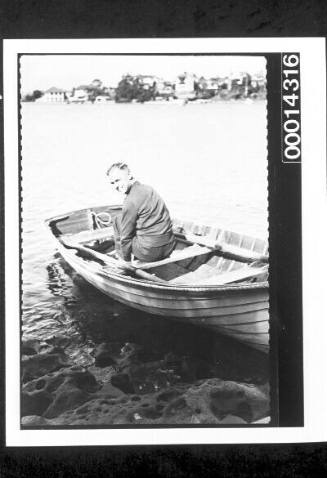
(0, 39), (5, 451)
(267, 52), (303, 426)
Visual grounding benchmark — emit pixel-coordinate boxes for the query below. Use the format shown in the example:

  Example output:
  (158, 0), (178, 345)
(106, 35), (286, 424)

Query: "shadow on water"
(44, 255), (269, 386)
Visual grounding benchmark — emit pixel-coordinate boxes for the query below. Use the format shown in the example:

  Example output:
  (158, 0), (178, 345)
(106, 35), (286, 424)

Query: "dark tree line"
(23, 90), (43, 102)
(115, 75), (157, 103)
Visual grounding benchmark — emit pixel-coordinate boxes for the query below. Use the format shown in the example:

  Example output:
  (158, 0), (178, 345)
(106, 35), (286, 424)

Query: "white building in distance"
(40, 87), (67, 103)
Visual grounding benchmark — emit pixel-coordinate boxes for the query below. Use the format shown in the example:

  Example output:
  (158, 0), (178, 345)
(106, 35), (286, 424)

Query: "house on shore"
(174, 73), (197, 100)
(136, 75), (158, 90)
(39, 87), (67, 103)
(156, 80), (174, 100)
(94, 95), (109, 103)
(250, 73), (266, 95)
(195, 77), (220, 99)
(68, 79), (111, 103)
(68, 85), (89, 103)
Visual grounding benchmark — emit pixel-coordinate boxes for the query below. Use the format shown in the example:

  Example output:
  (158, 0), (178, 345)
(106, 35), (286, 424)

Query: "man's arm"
(120, 200), (138, 261)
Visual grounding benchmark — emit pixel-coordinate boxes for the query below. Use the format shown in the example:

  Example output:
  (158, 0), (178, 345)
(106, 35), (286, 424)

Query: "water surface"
(21, 101), (269, 425)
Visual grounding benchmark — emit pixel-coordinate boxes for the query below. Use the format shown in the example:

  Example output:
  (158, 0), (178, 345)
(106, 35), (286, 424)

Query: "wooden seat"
(65, 226), (114, 244)
(132, 244), (212, 270)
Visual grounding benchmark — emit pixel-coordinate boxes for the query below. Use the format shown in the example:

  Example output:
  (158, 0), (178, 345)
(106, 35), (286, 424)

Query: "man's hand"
(116, 256), (132, 268)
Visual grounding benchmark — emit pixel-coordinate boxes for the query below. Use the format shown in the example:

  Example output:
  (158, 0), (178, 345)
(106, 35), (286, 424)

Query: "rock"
(41, 368), (100, 418)
(94, 343), (117, 368)
(218, 414), (247, 424)
(23, 365), (99, 395)
(42, 372), (67, 394)
(209, 380), (269, 423)
(97, 382), (125, 398)
(252, 416), (270, 424)
(23, 377), (49, 393)
(48, 397), (128, 425)
(21, 390), (53, 417)
(23, 371), (66, 395)
(140, 406), (162, 420)
(52, 399), (120, 425)
(19, 329), (269, 426)
(61, 368), (100, 393)
(116, 342), (144, 368)
(95, 354), (116, 368)
(130, 395), (141, 402)
(21, 415), (50, 426)
(174, 378), (270, 424)
(22, 366), (103, 420)
(88, 365), (116, 384)
(22, 339), (42, 356)
(157, 389), (182, 402)
(22, 352), (70, 383)
(122, 359), (178, 394)
(107, 342), (125, 358)
(120, 342), (141, 357)
(111, 373), (134, 394)
(44, 384), (90, 419)
(190, 414), (202, 424)
(210, 387), (249, 421)
(163, 397), (188, 417)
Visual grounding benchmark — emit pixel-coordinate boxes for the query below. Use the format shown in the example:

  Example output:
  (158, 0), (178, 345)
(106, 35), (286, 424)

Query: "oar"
(174, 231), (268, 264)
(59, 237), (167, 284)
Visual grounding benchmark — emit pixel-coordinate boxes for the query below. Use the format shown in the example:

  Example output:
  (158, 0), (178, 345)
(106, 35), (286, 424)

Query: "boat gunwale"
(59, 242), (268, 293)
(46, 206), (269, 293)
(45, 204), (123, 224)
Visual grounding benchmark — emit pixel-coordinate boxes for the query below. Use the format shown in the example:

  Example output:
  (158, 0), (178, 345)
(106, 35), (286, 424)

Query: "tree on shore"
(22, 90), (44, 102)
(87, 79), (106, 102)
(115, 75), (135, 102)
(115, 74), (157, 103)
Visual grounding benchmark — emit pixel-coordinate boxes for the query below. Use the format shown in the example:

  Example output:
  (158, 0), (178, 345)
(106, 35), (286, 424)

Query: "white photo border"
(4, 37), (327, 446)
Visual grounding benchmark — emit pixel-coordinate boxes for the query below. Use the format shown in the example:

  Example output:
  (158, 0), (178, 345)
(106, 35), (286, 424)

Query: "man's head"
(106, 162), (134, 195)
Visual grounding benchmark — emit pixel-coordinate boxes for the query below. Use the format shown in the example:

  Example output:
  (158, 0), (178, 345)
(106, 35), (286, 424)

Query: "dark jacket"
(120, 181), (175, 261)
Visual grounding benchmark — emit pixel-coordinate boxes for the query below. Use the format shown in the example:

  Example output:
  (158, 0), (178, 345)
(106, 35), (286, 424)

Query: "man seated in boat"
(106, 162), (176, 265)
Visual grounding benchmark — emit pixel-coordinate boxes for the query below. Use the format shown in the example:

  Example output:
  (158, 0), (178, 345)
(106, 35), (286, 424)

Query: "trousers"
(113, 214), (176, 262)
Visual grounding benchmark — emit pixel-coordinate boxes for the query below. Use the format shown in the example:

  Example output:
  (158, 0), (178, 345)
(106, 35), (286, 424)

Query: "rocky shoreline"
(22, 335), (270, 426)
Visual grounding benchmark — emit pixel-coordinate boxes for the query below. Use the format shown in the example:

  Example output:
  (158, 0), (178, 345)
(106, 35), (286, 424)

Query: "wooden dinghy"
(46, 205), (269, 353)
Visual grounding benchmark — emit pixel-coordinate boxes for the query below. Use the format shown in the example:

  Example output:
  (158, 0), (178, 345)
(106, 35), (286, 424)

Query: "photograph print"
(19, 52), (271, 428)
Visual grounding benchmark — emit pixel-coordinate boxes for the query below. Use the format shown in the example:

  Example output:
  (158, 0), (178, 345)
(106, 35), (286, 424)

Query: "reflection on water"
(46, 260), (71, 297)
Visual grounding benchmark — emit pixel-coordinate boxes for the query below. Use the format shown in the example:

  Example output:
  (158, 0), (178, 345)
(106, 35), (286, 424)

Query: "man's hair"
(106, 162), (131, 177)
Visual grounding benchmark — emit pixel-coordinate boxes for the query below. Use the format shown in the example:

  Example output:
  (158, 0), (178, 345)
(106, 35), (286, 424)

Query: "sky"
(20, 55), (266, 94)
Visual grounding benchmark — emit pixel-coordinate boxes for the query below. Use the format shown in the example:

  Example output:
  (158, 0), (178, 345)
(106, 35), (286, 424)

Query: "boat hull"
(58, 241), (269, 353)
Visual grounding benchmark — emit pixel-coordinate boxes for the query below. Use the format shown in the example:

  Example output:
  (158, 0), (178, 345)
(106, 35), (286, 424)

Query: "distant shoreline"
(23, 96), (266, 106)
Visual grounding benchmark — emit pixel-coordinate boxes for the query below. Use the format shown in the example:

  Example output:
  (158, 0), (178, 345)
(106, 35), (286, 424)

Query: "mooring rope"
(92, 211), (112, 229)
